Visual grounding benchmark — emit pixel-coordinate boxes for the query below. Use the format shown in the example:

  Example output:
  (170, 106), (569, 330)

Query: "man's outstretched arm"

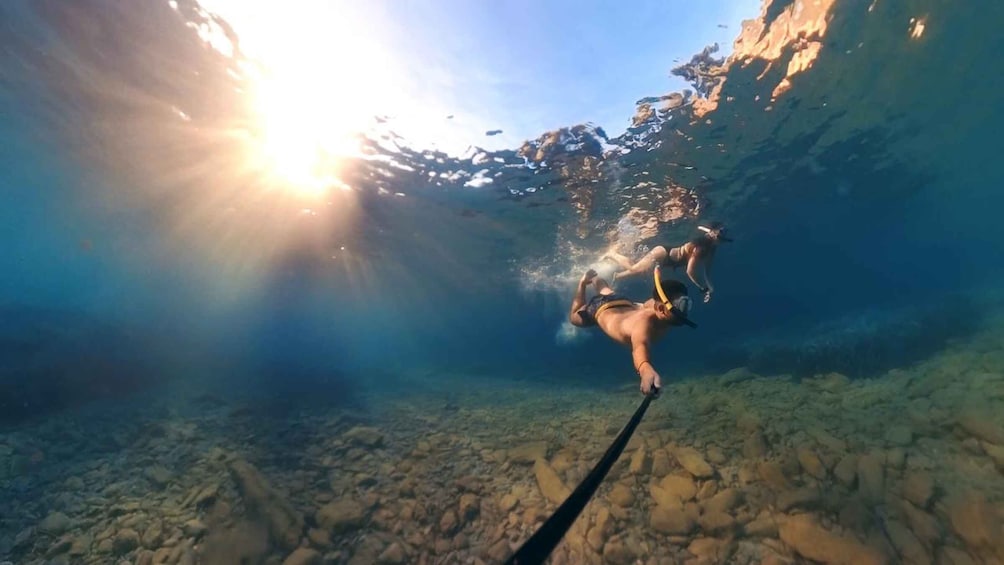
(568, 269), (596, 326)
(631, 336), (662, 395)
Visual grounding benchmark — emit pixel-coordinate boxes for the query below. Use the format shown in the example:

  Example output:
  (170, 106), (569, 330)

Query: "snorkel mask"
(653, 266), (698, 329)
(698, 224), (734, 242)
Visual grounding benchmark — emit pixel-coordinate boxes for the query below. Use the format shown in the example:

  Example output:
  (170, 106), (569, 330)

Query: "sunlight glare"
(200, 0), (403, 196)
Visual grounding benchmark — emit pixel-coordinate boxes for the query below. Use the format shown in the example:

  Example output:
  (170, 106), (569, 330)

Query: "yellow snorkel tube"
(654, 265), (698, 329)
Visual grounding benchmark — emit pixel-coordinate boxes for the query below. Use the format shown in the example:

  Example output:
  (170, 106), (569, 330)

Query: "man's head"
(651, 276), (696, 328)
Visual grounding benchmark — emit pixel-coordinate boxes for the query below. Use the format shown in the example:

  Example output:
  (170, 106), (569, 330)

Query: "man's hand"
(580, 269), (598, 286)
(703, 288), (713, 303)
(639, 364), (662, 396)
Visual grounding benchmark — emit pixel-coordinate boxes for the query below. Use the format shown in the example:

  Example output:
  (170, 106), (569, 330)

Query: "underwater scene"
(2, 0), (1004, 563)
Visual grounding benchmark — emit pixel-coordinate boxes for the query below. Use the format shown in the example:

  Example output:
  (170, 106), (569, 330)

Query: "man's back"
(595, 303), (665, 346)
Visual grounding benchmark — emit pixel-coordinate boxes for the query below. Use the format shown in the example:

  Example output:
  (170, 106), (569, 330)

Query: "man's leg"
(568, 269), (598, 326)
(593, 275), (617, 296)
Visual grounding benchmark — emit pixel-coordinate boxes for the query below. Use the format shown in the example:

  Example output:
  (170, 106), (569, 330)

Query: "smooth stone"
(833, 454), (858, 486)
(113, 529), (140, 555)
(509, 442), (548, 464)
(744, 514), (779, 538)
(757, 461), (792, 491)
(182, 519), (207, 538)
(778, 514), (886, 565)
(586, 506), (612, 552)
(885, 519), (931, 565)
(376, 542), (407, 565)
(944, 490), (1001, 550)
(884, 425), (913, 447)
(629, 447), (651, 475)
(607, 484), (635, 508)
(743, 431), (768, 459)
(776, 488), (820, 512)
(674, 447), (714, 478)
(957, 412), (1004, 445)
(316, 499), (366, 534)
(697, 512), (735, 535)
(499, 493), (519, 512)
(796, 448), (826, 479)
(688, 537), (735, 562)
(650, 505), (696, 535)
(703, 487), (742, 515)
(658, 474), (697, 502)
(458, 493), (479, 522)
(439, 510), (459, 535)
(39, 512), (72, 535)
(533, 459), (570, 504)
(982, 441), (1004, 471)
(902, 471), (934, 508)
(602, 536), (638, 565)
(282, 547), (322, 565)
(343, 426), (384, 447)
(144, 465), (173, 488)
(856, 453), (884, 502)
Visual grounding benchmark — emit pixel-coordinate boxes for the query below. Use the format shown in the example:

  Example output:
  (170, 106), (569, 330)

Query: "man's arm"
(631, 332), (662, 395)
(568, 270), (596, 326)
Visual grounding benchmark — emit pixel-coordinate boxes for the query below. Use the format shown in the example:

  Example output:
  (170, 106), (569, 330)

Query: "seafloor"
(2, 327), (1004, 565)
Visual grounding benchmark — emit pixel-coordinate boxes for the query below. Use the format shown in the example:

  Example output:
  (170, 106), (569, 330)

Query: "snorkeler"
(568, 267), (695, 395)
(602, 222), (732, 303)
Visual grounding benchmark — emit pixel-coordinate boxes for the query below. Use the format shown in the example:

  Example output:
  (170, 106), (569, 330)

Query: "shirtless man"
(568, 267), (696, 395)
(603, 222), (732, 303)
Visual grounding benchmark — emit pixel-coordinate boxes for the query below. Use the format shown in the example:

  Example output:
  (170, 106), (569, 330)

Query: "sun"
(196, 0), (402, 196)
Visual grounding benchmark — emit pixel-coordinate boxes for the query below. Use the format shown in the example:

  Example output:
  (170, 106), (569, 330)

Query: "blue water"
(2, 1), (1004, 563)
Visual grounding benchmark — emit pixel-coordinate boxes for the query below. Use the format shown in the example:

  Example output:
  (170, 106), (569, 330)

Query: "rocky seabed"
(2, 332), (1004, 564)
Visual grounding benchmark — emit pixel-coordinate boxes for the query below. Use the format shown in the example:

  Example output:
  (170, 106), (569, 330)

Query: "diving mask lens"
(672, 296), (692, 315)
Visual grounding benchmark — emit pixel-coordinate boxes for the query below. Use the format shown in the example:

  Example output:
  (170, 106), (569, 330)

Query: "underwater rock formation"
(707, 297), (982, 378)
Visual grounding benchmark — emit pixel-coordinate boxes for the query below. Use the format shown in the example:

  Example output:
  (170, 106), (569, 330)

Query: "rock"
(957, 412), (1004, 445)
(458, 493), (479, 522)
(778, 514), (886, 565)
(185, 482), (220, 508)
(657, 474), (697, 503)
(651, 449), (671, 477)
(939, 546), (978, 565)
(982, 441), (1004, 471)
(229, 458), (305, 550)
(885, 519), (931, 565)
(316, 499), (366, 534)
(45, 534), (73, 557)
(688, 537), (735, 562)
(720, 366), (758, 385)
(607, 484), (635, 508)
(856, 453), (884, 503)
(902, 471), (934, 508)
(744, 514), (778, 538)
(696, 480), (717, 500)
(307, 528), (331, 548)
(706, 445), (727, 465)
(439, 510), (459, 535)
(182, 519), (208, 538)
(343, 426), (384, 447)
(757, 461), (792, 491)
(796, 448), (826, 479)
(144, 465), (173, 488)
(776, 488), (820, 512)
(376, 542), (407, 565)
(944, 490), (1001, 551)
(113, 529), (140, 555)
(509, 441), (548, 464)
(629, 447), (651, 474)
(884, 425), (913, 447)
(586, 506), (612, 552)
(806, 427), (847, 453)
(833, 454), (858, 486)
(898, 499), (942, 550)
(602, 535), (639, 565)
(68, 535), (90, 556)
(39, 512), (72, 535)
(499, 493), (519, 512)
(697, 512), (735, 535)
(13, 527), (33, 549)
(533, 459), (570, 504)
(650, 505), (695, 535)
(282, 547), (322, 565)
(743, 430), (768, 458)
(674, 447), (714, 478)
(141, 521), (164, 548)
(703, 488), (742, 515)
